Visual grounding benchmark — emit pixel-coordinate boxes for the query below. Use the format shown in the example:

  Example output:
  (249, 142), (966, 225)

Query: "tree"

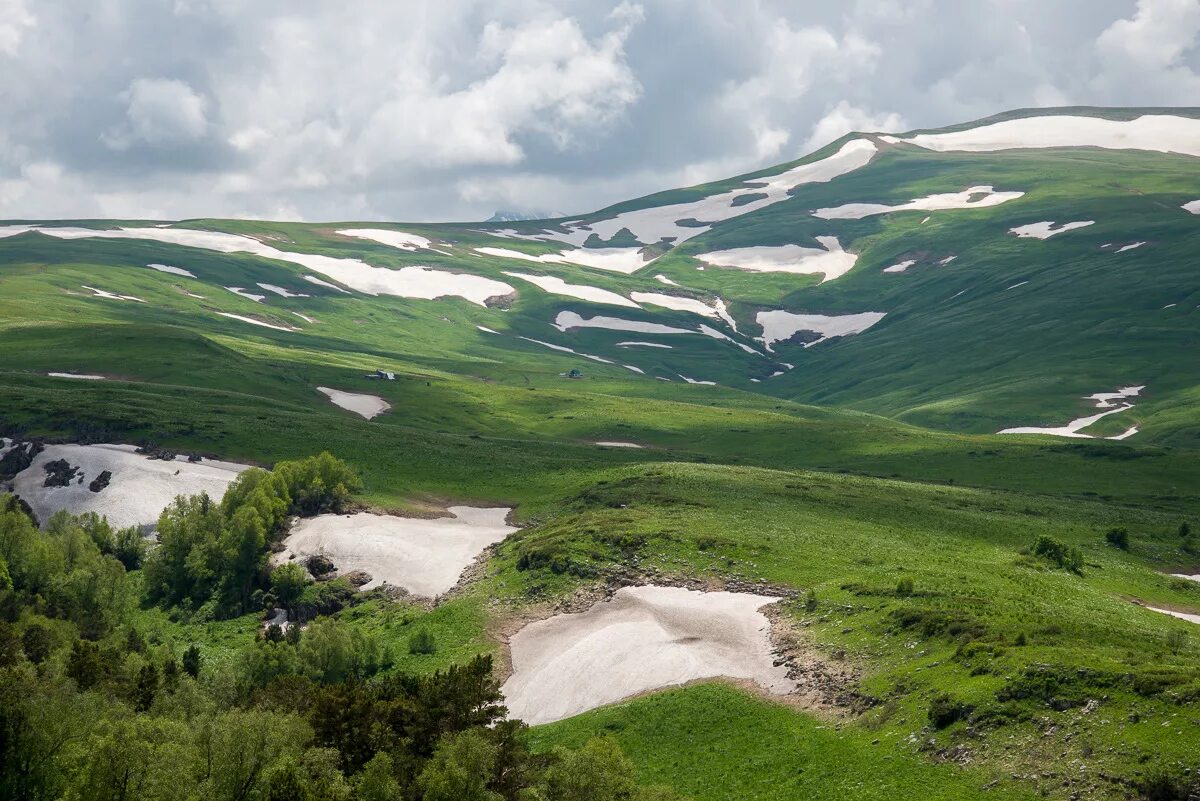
(1181, 522), (1192, 538)
(67, 640), (104, 691)
(135, 663), (159, 711)
(21, 623), (51, 665)
(416, 729), (502, 801)
(356, 752), (402, 801)
(182, 644), (202, 678)
(537, 737), (639, 801)
(271, 562), (310, 609)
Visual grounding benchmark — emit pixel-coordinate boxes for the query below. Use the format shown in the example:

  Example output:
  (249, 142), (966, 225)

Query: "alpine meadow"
(2, 8), (1200, 800)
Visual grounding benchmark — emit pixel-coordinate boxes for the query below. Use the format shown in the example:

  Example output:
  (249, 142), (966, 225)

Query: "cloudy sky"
(1, 0), (1197, 222)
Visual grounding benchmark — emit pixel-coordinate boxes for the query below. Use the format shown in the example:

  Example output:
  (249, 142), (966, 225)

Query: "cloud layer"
(0, 0), (1195, 222)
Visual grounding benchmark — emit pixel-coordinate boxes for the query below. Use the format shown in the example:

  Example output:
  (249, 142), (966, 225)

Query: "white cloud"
(804, 101), (907, 152)
(0, 0), (34, 56)
(0, 1), (1195, 222)
(104, 78), (209, 150)
(1094, 0), (1200, 98)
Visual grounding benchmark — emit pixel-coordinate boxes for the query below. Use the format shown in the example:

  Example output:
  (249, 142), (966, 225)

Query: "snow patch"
(317, 387), (390, 420)
(755, 310), (886, 350)
(883, 260), (916, 273)
(814, 185), (1023, 220)
(147, 263), (195, 277)
(1010, 220), (1095, 239)
(900, 114), (1200, 157)
(998, 385), (1144, 439)
(694, 236), (856, 283)
(504, 272), (638, 308)
(501, 586), (793, 725)
(277, 508), (517, 596)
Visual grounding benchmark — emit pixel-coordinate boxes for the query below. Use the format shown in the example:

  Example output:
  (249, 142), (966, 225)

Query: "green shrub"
(1032, 535), (1083, 573)
(409, 629), (437, 655)
(928, 694), (971, 729)
(895, 577), (914, 597)
(1106, 527), (1130, 550)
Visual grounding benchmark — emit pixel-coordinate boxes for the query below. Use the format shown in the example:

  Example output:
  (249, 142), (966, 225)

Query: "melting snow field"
(0, 225), (512, 305)
(476, 246), (649, 274)
(337, 228), (434, 251)
(10, 444), (248, 529)
(1184, 200), (1200, 215)
(226, 286), (266, 303)
(1115, 242), (1146, 253)
(898, 114), (1200, 157)
(594, 441), (644, 448)
(883, 260), (916, 273)
(694, 237), (857, 283)
(317, 387), (390, 420)
(47, 372), (106, 380)
(276, 507), (518, 596)
(1010, 220), (1095, 239)
(147, 263), (196, 277)
(616, 341), (673, 349)
(501, 585), (793, 725)
(503, 272), (638, 308)
(216, 312), (298, 332)
(998, 386), (1144, 440)
(81, 285), (144, 302)
(814, 185), (1023, 220)
(1144, 606), (1200, 625)
(755, 310), (886, 350)
(552, 311), (696, 336)
(629, 291), (724, 320)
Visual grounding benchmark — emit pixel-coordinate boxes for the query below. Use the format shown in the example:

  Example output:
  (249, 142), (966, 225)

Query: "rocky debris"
(42, 458), (80, 488)
(135, 444), (177, 461)
(88, 470), (112, 493)
(304, 553), (336, 579)
(0, 440), (43, 479)
(186, 454), (202, 463)
(341, 570), (373, 587)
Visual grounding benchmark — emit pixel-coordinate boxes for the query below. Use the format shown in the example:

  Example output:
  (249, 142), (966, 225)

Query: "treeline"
(0, 452), (686, 800)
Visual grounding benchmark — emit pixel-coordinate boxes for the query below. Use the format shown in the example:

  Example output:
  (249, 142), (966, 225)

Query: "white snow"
(292, 312), (316, 324)
(257, 283), (310, 298)
(477, 325), (500, 334)
(276, 507), (518, 596)
(616, 341), (673, 349)
(147, 263), (196, 278)
(552, 311), (696, 336)
(303, 275), (351, 293)
(226, 286), (266, 303)
(694, 236), (856, 283)
(1183, 200), (1200, 215)
(11, 443), (248, 530)
(1116, 242), (1146, 253)
(317, 387), (390, 420)
(501, 585), (793, 725)
(476, 246), (650, 274)
(1, 225), (511, 305)
(883, 260), (916, 273)
(1171, 574), (1200, 584)
(81, 285), (144, 302)
(1005, 281), (1028, 291)
(654, 274), (679, 286)
(1010, 220), (1095, 239)
(337, 228), (433, 251)
(504, 272), (638, 308)
(215, 312), (298, 332)
(998, 385), (1144, 439)
(938, 255), (957, 265)
(1144, 606), (1200, 625)
(594, 441), (643, 448)
(755, 310), (887, 350)
(814, 185), (1024, 220)
(622, 365), (645, 374)
(482, 139), (877, 257)
(679, 375), (717, 385)
(697, 324), (763, 356)
(630, 292), (723, 319)
(878, 135), (902, 144)
(518, 336), (613, 364)
(47, 372), (105, 380)
(899, 114), (1200, 157)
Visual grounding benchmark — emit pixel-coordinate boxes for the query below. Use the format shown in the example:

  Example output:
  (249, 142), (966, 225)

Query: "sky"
(1, 0), (1197, 222)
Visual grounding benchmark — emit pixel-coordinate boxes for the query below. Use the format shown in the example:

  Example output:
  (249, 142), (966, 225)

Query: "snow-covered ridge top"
(897, 114), (1200, 158)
